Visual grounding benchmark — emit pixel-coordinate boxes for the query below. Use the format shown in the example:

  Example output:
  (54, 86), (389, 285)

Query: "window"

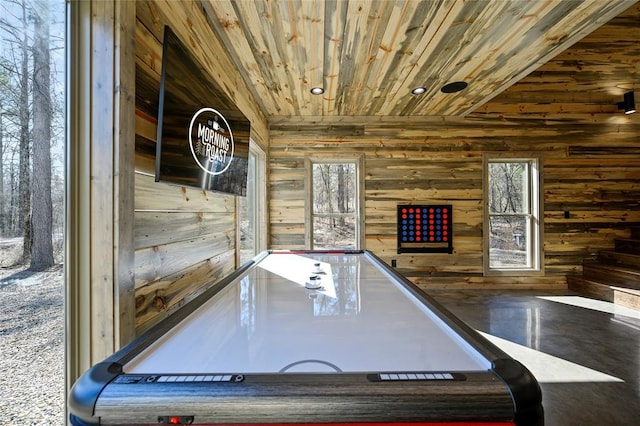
(306, 155), (364, 250)
(238, 141), (266, 264)
(484, 156), (543, 275)
(1, 0), (66, 423)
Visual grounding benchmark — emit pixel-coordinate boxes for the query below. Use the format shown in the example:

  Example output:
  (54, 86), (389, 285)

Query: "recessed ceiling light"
(310, 87), (324, 95)
(441, 81), (468, 93)
(411, 86), (426, 95)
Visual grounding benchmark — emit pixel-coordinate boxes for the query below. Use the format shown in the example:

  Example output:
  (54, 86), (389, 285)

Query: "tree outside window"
(307, 156), (364, 250)
(485, 157), (542, 274)
(0, 0), (65, 270)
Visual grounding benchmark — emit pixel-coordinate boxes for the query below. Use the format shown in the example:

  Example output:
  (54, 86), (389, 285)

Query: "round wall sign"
(188, 107), (235, 176)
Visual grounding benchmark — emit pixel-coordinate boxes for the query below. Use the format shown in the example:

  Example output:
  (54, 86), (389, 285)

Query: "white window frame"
(236, 140), (267, 265)
(305, 154), (365, 250)
(483, 154), (544, 276)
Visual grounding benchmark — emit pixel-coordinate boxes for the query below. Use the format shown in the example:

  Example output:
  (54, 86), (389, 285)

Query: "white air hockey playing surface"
(125, 251), (491, 375)
(69, 250), (543, 426)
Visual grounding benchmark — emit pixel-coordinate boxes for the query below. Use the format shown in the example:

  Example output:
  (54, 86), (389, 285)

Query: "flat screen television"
(155, 25), (251, 196)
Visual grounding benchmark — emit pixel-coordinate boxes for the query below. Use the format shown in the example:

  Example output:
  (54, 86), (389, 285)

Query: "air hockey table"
(69, 250), (543, 426)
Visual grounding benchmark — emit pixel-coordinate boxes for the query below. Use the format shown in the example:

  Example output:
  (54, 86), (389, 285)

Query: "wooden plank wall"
(269, 117), (640, 291)
(134, 0), (268, 333)
(268, 5), (640, 291)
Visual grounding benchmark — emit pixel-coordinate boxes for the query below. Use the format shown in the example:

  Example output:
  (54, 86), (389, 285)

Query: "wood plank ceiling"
(202, 0), (637, 118)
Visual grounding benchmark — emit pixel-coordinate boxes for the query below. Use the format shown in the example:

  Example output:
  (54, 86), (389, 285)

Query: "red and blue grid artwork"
(397, 204), (453, 254)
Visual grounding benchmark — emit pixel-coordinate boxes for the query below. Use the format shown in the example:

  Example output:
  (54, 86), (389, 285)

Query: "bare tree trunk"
(337, 164), (345, 228)
(322, 164), (335, 227)
(18, 0), (31, 263)
(10, 150), (19, 234)
(0, 106), (5, 234)
(30, 0), (54, 269)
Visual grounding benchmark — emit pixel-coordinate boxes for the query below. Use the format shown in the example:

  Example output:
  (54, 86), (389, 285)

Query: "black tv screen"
(155, 26), (250, 196)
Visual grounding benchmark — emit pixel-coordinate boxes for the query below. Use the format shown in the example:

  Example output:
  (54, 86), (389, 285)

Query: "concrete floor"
(430, 291), (640, 426)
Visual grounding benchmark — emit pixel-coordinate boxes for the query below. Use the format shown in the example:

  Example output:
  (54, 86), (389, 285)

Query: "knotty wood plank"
(135, 173), (235, 213)
(378, 0), (466, 115)
(135, 231), (234, 290)
(338, 0), (394, 115)
(90, 0), (117, 359)
(135, 250), (236, 332)
(284, 0), (325, 115)
(322, 0), (347, 115)
(135, 211), (234, 250)
(203, 0), (291, 116)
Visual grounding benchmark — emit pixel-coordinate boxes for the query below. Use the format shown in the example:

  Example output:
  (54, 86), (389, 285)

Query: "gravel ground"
(0, 264), (65, 425)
